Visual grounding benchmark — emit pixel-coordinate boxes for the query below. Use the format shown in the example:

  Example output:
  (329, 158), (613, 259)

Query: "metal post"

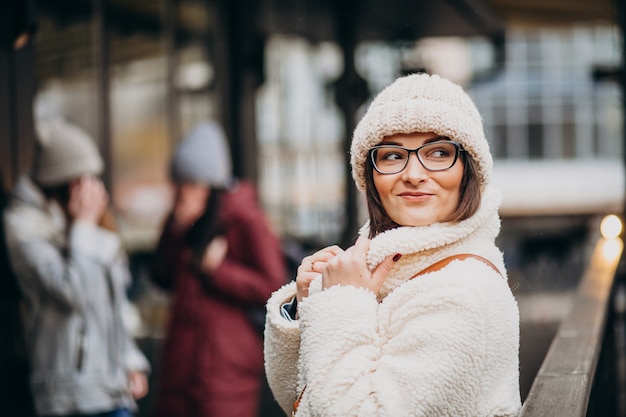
(333, 0), (369, 247)
(92, 0), (112, 193)
(618, 2), (626, 414)
(0, 3), (37, 414)
(13, 43), (36, 180)
(0, 0), (36, 190)
(212, 0), (236, 175)
(618, 0), (626, 217)
(0, 45), (18, 190)
(163, 0), (179, 146)
(213, 0), (261, 182)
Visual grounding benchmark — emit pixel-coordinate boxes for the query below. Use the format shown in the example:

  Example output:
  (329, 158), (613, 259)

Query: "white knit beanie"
(170, 121), (232, 187)
(34, 118), (104, 187)
(350, 73), (492, 192)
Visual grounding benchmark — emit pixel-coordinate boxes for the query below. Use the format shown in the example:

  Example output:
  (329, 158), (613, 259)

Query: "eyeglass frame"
(368, 140), (465, 175)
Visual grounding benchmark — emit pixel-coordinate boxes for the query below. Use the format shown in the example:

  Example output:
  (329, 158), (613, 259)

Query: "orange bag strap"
(291, 253), (500, 416)
(411, 253), (500, 278)
(292, 387), (306, 417)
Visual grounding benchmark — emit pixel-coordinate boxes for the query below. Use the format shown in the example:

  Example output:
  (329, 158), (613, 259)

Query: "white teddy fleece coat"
(264, 186), (521, 417)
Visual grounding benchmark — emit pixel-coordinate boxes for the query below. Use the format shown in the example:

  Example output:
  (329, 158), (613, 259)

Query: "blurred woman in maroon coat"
(151, 121), (286, 417)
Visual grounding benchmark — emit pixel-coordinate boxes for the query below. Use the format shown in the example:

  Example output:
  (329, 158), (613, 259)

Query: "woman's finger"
(295, 270), (321, 302)
(351, 236), (370, 259)
(302, 245), (345, 271)
(371, 253), (402, 290)
(311, 245), (344, 262)
(296, 244), (346, 301)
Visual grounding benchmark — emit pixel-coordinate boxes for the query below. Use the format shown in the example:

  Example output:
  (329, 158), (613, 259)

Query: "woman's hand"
(296, 245), (344, 302)
(128, 370), (149, 400)
(321, 236), (401, 296)
(200, 236), (228, 273)
(67, 176), (108, 224)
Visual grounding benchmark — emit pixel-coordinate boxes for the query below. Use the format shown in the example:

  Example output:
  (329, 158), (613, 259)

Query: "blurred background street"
(1, 0), (625, 415)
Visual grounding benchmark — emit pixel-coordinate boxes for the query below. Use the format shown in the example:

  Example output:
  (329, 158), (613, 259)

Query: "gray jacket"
(3, 176), (149, 416)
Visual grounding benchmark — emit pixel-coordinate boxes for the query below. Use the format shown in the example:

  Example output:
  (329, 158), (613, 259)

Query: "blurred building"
(1, 1), (620, 250)
(256, 25), (623, 242)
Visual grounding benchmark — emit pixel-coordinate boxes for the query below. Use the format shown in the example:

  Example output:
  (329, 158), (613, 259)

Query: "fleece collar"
(305, 186), (503, 301)
(362, 185), (501, 267)
(359, 185), (504, 299)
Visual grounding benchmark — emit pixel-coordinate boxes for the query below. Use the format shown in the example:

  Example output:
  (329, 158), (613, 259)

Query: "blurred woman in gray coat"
(3, 118), (150, 417)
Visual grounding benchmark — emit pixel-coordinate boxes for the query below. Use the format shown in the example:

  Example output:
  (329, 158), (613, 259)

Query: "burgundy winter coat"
(151, 181), (286, 417)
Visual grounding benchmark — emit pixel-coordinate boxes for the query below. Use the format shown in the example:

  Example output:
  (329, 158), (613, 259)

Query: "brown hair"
(364, 151), (481, 238)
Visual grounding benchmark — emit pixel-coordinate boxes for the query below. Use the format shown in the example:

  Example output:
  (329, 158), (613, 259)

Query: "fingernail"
(392, 253), (402, 262)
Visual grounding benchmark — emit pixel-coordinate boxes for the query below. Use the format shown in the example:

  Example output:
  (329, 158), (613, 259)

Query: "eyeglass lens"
(372, 142), (459, 174)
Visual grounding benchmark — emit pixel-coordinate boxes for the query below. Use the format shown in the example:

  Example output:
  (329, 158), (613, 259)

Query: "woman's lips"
(398, 191), (433, 202)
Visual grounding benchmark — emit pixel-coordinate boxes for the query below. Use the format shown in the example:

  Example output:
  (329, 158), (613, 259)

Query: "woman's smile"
(398, 190), (434, 202)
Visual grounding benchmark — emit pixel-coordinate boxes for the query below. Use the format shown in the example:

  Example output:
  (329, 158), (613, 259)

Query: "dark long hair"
(364, 151), (481, 238)
(186, 187), (224, 262)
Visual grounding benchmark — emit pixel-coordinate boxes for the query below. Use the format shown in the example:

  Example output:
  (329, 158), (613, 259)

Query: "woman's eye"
(425, 147), (452, 158)
(384, 152), (404, 160)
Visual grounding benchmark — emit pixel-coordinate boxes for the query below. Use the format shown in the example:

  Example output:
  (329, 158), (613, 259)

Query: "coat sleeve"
(263, 281), (302, 415)
(108, 252), (151, 374)
(5, 219), (123, 312)
(295, 260), (519, 417)
(206, 210), (287, 305)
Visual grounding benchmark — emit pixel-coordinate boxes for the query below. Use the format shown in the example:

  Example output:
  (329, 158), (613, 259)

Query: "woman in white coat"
(264, 73), (521, 417)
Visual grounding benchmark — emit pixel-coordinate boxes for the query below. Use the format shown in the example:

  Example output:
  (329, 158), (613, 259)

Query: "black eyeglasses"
(369, 140), (464, 174)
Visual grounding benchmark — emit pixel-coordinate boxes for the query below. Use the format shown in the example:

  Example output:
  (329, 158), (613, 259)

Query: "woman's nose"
(401, 153), (428, 183)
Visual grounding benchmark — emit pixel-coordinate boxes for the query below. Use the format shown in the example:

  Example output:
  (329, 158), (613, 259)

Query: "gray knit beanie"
(170, 121), (232, 187)
(350, 73), (492, 192)
(34, 118), (104, 187)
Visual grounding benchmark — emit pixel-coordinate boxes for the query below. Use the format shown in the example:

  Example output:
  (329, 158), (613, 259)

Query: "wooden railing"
(519, 236), (624, 417)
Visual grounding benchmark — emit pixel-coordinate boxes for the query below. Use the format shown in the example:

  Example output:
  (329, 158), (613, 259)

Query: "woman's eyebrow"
(424, 136), (451, 144)
(379, 136), (452, 146)
(378, 140), (403, 146)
